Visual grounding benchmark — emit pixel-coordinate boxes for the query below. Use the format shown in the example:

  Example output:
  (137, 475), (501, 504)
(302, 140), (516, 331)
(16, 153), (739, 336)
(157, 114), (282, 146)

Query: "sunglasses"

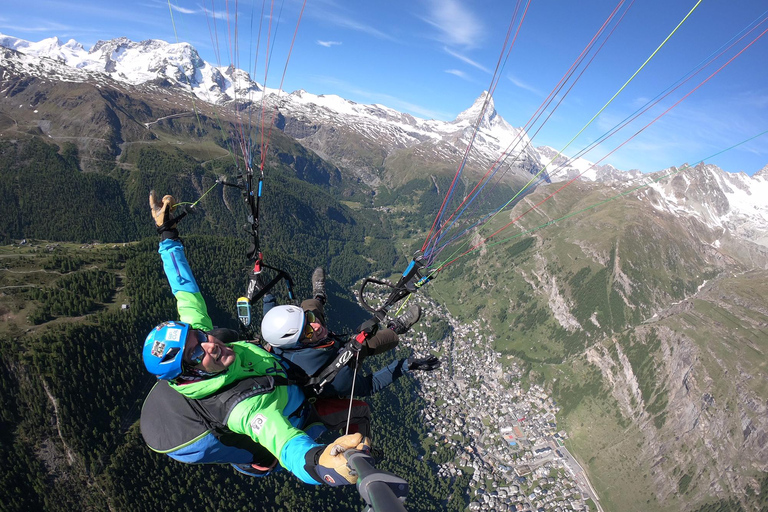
(303, 311), (317, 339)
(186, 330), (208, 366)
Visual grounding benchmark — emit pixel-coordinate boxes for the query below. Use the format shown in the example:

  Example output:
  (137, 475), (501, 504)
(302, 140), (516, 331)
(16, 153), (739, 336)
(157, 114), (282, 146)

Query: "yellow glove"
(316, 433), (371, 486)
(149, 190), (177, 228)
(149, 191), (180, 239)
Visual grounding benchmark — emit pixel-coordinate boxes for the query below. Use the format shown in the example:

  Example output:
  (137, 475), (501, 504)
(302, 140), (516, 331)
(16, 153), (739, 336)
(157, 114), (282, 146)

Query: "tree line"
(0, 236), (470, 511)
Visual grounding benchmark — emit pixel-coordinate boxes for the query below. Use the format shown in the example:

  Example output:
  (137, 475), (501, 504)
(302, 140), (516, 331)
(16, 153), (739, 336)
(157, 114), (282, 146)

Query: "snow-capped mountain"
(535, 145), (643, 183)
(640, 163), (768, 248)
(0, 34), (261, 104)
(0, 33), (543, 186)
(273, 89), (544, 186)
(0, 33), (649, 187)
(2, 33), (767, 249)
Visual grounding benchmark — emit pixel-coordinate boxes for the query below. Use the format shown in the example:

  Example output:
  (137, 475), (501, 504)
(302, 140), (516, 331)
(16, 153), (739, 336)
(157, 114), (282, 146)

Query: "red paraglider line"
(438, 24), (768, 270)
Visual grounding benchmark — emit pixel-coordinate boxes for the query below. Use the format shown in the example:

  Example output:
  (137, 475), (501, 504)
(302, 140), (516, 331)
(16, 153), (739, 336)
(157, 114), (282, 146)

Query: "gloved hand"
(315, 433), (371, 486)
(356, 318), (379, 338)
(149, 190), (179, 240)
(408, 355), (441, 372)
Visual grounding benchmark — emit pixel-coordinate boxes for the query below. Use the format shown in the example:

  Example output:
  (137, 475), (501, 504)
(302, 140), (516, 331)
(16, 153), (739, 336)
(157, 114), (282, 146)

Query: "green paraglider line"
(477, 0), (704, 232)
(441, 18), (768, 270)
(423, 0), (703, 275)
(429, 2), (768, 276)
(175, 181), (222, 209)
(438, 128), (768, 268)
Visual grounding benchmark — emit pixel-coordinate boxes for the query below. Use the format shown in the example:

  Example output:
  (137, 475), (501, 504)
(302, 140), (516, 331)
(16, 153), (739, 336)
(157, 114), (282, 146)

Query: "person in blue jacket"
(140, 191), (370, 486)
(260, 268), (441, 398)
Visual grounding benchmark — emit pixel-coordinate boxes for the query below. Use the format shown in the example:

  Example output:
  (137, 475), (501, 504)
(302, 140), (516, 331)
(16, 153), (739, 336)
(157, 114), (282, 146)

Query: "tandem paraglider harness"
(177, 163), (432, 397)
(162, 164), (415, 510)
(306, 254), (432, 396)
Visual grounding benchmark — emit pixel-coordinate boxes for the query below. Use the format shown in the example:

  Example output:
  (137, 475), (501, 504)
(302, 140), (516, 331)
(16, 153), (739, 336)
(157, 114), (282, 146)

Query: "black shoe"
(389, 305), (421, 335)
(312, 267), (326, 303)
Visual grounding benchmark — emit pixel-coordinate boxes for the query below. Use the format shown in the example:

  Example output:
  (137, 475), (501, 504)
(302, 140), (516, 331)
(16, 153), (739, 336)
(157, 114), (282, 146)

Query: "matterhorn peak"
(452, 91), (519, 139)
(454, 91), (497, 127)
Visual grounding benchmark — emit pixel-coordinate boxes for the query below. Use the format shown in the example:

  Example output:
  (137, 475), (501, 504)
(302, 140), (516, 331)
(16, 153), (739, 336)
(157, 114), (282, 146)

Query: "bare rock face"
(586, 271), (768, 507)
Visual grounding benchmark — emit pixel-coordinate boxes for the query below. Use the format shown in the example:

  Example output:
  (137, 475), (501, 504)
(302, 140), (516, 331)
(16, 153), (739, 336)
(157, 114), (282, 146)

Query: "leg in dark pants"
(308, 398), (371, 438)
(301, 298), (327, 325)
(361, 328), (399, 360)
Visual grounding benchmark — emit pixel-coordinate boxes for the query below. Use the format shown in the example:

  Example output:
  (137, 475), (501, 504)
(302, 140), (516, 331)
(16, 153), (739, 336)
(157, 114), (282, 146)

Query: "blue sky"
(2, 0), (768, 175)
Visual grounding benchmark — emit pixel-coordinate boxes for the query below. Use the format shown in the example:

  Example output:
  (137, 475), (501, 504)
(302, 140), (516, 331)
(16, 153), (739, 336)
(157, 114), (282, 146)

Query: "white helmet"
(261, 305), (306, 348)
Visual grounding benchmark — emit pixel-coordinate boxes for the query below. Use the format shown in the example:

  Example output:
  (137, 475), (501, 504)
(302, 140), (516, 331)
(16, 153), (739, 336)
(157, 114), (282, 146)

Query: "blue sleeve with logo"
(158, 239), (213, 331)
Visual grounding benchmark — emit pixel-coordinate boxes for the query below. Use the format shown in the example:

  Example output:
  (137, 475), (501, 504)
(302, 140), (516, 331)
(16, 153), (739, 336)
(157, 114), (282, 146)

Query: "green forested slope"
(0, 139), (137, 243)
(0, 237), (468, 512)
(0, 126), (464, 511)
(0, 135), (398, 288)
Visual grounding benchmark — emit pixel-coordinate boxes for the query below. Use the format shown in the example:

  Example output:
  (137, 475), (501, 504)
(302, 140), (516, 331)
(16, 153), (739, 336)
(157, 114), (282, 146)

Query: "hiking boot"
(389, 305), (421, 334)
(312, 267), (326, 303)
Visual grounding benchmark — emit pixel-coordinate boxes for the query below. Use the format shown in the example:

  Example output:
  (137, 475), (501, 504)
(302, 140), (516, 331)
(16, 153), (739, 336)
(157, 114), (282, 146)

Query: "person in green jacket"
(141, 192), (369, 486)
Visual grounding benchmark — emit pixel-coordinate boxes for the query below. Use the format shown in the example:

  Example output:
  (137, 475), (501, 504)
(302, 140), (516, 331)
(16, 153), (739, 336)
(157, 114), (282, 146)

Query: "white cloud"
(316, 12), (397, 42)
(317, 40), (341, 48)
(422, 0), (483, 47)
(139, 0), (195, 14)
(200, 6), (229, 20)
(0, 21), (74, 33)
(732, 89), (768, 110)
(508, 75), (543, 97)
(169, 4), (197, 15)
(445, 69), (469, 80)
(443, 46), (489, 73)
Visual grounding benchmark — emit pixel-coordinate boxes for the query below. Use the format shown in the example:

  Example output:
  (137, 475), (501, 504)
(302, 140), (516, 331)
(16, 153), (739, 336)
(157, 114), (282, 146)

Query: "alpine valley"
(1, 34), (767, 512)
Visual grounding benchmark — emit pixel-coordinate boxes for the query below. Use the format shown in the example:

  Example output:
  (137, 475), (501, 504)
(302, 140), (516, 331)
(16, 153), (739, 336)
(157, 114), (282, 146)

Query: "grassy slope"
(0, 242), (126, 336)
(423, 180), (767, 511)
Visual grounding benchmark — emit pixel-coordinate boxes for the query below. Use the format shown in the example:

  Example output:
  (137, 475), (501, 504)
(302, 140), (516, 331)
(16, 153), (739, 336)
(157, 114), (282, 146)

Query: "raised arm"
(150, 191), (213, 332)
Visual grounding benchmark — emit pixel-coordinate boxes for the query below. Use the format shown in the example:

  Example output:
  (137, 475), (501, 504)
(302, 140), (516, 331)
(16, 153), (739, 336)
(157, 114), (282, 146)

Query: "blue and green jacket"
(158, 238), (323, 484)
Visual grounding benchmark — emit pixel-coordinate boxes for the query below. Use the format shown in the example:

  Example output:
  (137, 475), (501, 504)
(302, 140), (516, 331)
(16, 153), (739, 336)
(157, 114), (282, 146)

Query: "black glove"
(356, 318), (379, 338)
(149, 190), (179, 240)
(408, 355), (441, 372)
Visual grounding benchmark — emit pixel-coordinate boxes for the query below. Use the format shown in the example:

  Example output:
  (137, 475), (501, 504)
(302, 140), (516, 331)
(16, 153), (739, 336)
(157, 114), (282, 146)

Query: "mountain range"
(2, 32), (768, 512)
(2, 33), (767, 251)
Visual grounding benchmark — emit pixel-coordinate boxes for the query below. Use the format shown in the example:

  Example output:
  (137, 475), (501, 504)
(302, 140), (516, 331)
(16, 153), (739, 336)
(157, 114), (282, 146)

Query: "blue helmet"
(143, 321), (190, 380)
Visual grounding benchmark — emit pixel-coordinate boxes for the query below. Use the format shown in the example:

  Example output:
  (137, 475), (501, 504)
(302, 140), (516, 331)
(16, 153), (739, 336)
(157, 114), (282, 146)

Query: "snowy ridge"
(0, 33), (540, 175)
(641, 164), (768, 247)
(0, 34), (265, 104)
(278, 88), (538, 168)
(535, 145), (643, 184)
(2, 33), (767, 248)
